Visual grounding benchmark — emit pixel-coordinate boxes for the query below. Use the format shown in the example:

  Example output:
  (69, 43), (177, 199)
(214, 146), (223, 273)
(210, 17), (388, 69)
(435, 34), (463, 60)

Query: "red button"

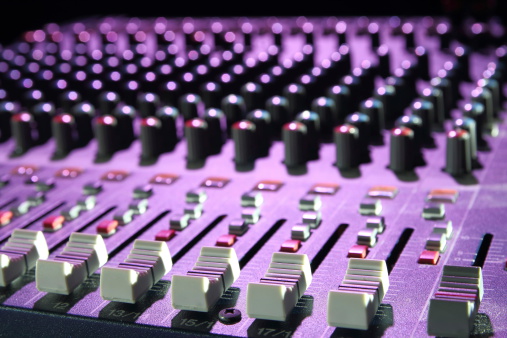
(216, 234), (237, 247)
(155, 229), (176, 241)
(347, 244), (369, 258)
(0, 210), (14, 226)
(418, 250), (440, 265)
(97, 220), (118, 236)
(280, 239), (301, 253)
(42, 215), (65, 231)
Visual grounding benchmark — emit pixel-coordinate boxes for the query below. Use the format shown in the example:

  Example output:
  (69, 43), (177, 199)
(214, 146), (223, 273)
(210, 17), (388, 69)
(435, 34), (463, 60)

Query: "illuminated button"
(357, 228), (378, 247)
(366, 216), (385, 233)
(0, 211), (14, 226)
(433, 221), (453, 239)
(347, 245), (369, 258)
(97, 220), (119, 236)
(359, 198), (382, 215)
(132, 185), (153, 199)
(54, 167), (82, 178)
(34, 178), (55, 192)
(113, 208), (135, 225)
(155, 229), (176, 241)
(425, 232), (447, 252)
(170, 213), (191, 230)
(253, 180), (283, 192)
(241, 191), (263, 207)
(149, 173), (179, 185)
(186, 189), (207, 203)
(101, 170), (129, 181)
(302, 211), (322, 228)
(426, 189), (459, 203)
(299, 194), (322, 211)
(280, 239), (301, 252)
(61, 205), (83, 221)
(418, 250), (440, 265)
(184, 203), (203, 219)
(308, 182), (340, 195)
(129, 199), (149, 215)
(367, 186), (398, 199)
(201, 176), (230, 188)
(76, 195), (96, 211)
(216, 234), (237, 247)
(291, 224), (311, 241)
(422, 203), (445, 220)
(11, 165), (38, 175)
(42, 215), (65, 232)
(229, 218), (248, 235)
(82, 181), (103, 195)
(241, 207), (260, 224)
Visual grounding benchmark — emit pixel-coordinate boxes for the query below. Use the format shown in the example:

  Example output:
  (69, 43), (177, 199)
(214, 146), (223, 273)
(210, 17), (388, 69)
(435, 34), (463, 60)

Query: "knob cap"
(376, 45), (391, 78)
(98, 91), (121, 116)
(374, 85), (398, 128)
(421, 87), (445, 131)
(232, 120), (257, 167)
(395, 115), (425, 166)
(246, 109), (272, 158)
(156, 106), (180, 152)
(445, 128), (472, 176)
(359, 98), (385, 145)
(59, 90), (82, 113)
(345, 112), (371, 163)
(0, 101), (19, 142)
(185, 118), (209, 164)
(241, 82), (264, 112)
(334, 124), (360, 170)
(140, 117), (163, 162)
(71, 102), (95, 147)
(326, 84), (351, 124)
(31, 102), (55, 144)
(137, 92), (160, 118)
(11, 112), (35, 156)
(415, 46), (430, 80)
(411, 99), (436, 147)
(454, 117), (480, 168)
(200, 81), (223, 109)
(311, 96), (338, 140)
(179, 93), (203, 122)
(283, 83), (307, 118)
(112, 104), (136, 150)
(462, 102), (489, 150)
(265, 95), (290, 139)
(221, 94), (246, 136)
(52, 113), (76, 159)
(471, 86), (496, 136)
(282, 121), (307, 168)
(389, 126), (415, 173)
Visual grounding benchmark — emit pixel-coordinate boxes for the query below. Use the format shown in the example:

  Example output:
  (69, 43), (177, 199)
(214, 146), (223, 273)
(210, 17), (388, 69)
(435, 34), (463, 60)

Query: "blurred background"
(1, 0), (505, 44)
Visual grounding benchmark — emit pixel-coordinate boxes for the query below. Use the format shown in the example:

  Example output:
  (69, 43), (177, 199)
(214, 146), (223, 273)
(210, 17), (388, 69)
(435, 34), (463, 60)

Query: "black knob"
(411, 99), (436, 147)
(359, 98), (385, 145)
(436, 22), (451, 51)
(52, 113), (76, 159)
(232, 120), (257, 167)
(94, 115), (118, 161)
(271, 22), (283, 47)
(282, 121), (307, 168)
(179, 93), (203, 122)
(156, 106), (180, 152)
(334, 124), (360, 170)
(430, 77), (454, 118)
(389, 126), (415, 173)
(283, 83), (308, 118)
(478, 78), (501, 120)
(203, 108), (226, 155)
(335, 21), (347, 45)
(421, 87), (445, 131)
(137, 92), (160, 118)
(454, 46), (471, 82)
(0, 101), (19, 142)
(311, 96), (337, 140)
(59, 90), (82, 113)
(71, 102), (95, 147)
(345, 112), (371, 163)
(462, 102), (488, 150)
(31, 102), (55, 144)
(185, 118), (209, 164)
(112, 104), (136, 150)
(159, 81), (182, 106)
(326, 84), (351, 124)
(374, 85), (398, 128)
(376, 45), (391, 78)
(402, 23), (415, 50)
(295, 110), (320, 160)
(11, 112), (35, 156)
(454, 117), (480, 168)
(246, 109), (272, 158)
(140, 117), (163, 162)
(98, 91), (120, 116)
(241, 82), (264, 112)
(22, 89), (45, 111)
(470, 87), (495, 136)
(445, 128), (472, 177)
(395, 115), (425, 166)
(415, 46), (430, 80)
(265, 95), (290, 139)
(221, 94), (246, 136)
(368, 22), (380, 49)
(200, 81), (223, 109)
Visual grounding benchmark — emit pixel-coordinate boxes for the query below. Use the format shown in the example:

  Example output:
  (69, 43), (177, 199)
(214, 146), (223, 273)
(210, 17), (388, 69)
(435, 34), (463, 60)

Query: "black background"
(1, 0), (505, 45)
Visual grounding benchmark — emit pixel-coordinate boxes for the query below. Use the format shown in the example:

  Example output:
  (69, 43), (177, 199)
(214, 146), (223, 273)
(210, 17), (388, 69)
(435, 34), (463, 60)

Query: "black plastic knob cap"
(185, 118), (209, 164)
(246, 109), (272, 158)
(359, 98), (385, 145)
(232, 120), (257, 166)
(203, 108), (226, 155)
(282, 121), (308, 168)
(137, 92), (161, 118)
(389, 126), (415, 173)
(295, 110), (320, 160)
(221, 94), (246, 136)
(11, 112), (35, 156)
(445, 128), (472, 176)
(94, 115), (118, 161)
(334, 124), (360, 170)
(52, 113), (76, 159)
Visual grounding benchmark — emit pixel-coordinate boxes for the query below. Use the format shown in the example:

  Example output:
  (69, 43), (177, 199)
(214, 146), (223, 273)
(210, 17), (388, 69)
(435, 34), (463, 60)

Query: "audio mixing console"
(0, 14), (506, 337)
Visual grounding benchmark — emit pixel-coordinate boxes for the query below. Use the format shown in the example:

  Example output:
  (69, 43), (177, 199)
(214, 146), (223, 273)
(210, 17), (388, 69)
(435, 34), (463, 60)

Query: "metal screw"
(218, 308), (242, 324)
